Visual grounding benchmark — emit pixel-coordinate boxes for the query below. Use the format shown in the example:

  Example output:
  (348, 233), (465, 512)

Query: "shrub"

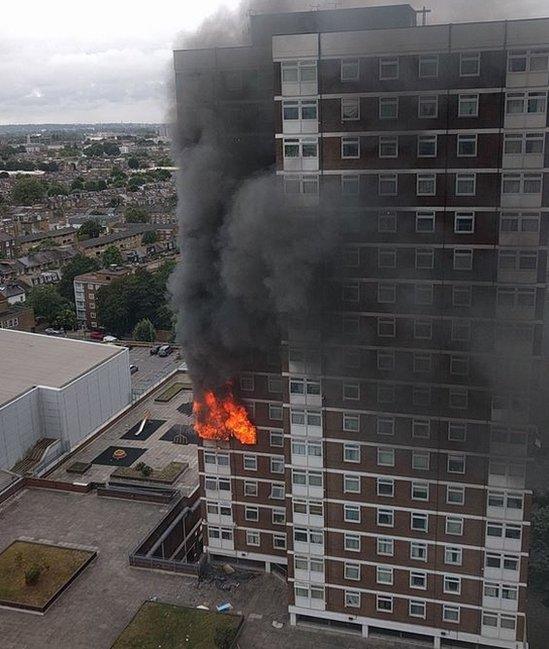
(24, 564), (41, 586)
(141, 465), (153, 477)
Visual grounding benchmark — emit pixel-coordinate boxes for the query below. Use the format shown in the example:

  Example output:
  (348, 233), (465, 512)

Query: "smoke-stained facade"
(172, 4), (549, 648)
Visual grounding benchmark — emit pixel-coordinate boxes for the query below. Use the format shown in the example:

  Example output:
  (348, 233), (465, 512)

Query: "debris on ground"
(198, 560), (259, 593)
(272, 621), (283, 629)
(222, 563), (235, 575)
(216, 601), (233, 613)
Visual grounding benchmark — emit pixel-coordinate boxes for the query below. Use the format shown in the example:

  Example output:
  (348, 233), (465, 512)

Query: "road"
(129, 346), (183, 396)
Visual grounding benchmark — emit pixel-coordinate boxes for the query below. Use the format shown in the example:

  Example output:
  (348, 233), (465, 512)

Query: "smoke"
(169, 0), (338, 395)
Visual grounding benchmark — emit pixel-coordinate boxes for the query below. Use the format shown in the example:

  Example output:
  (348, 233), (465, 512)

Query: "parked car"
(103, 335), (118, 343)
(150, 344), (161, 355)
(158, 344), (173, 357)
(129, 364), (139, 374)
(90, 330), (105, 341)
(44, 328), (64, 336)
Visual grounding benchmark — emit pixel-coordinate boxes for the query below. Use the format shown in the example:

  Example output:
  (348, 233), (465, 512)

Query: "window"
(509, 48), (549, 72)
(378, 210), (397, 232)
(376, 566), (393, 585)
(411, 420), (430, 440)
(379, 135), (398, 158)
(448, 454), (465, 474)
(412, 482), (429, 501)
(455, 212), (474, 233)
(419, 55), (438, 78)
(410, 571), (427, 589)
(455, 173), (476, 196)
(343, 383), (360, 400)
(271, 484), (285, 500)
(341, 58), (359, 81)
(341, 174), (360, 195)
(414, 319), (432, 340)
(343, 413), (360, 432)
(417, 135), (437, 157)
(377, 537), (394, 556)
(450, 355), (469, 376)
(444, 576), (461, 595)
(446, 516), (464, 535)
(377, 447), (395, 467)
(269, 404), (283, 420)
(504, 132), (545, 155)
(341, 97), (360, 121)
(453, 249), (473, 271)
(377, 508), (394, 527)
(415, 248), (434, 270)
(502, 172), (542, 195)
(416, 211), (435, 233)
(268, 376), (283, 394)
(457, 134), (477, 157)
(244, 481), (258, 497)
(270, 432), (283, 449)
(409, 600), (426, 618)
(345, 590), (360, 607)
(379, 96), (398, 119)
(452, 320), (471, 342)
(418, 95), (438, 118)
(411, 512), (428, 532)
(412, 451), (430, 471)
(458, 94), (479, 117)
(460, 52), (480, 76)
(415, 284), (433, 305)
(377, 478), (394, 497)
(417, 173), (436, 196)
(243, 455), (257, 471)
(273, 534), (286, 549)
(344, 474), (360, 493)
(379, 56), (399, 79)
(240, 374), (254, 391)
(344, 443), (360, 463)
(377, 350), (395, 371)
(449, 388), (468, 410)
(506, 90), (547, 114)
(445, 546), (463, 565)
(448, 422), (467, 442)
(378, 248), (397, 269)
(341, 137), (360, 159)
(344, 533), (360, 551)
(453, 286), (471, 307)
(414, 352), (432, 373)
(378, 173), (398, 195)
(443, 605), (460, 623)
(378, 317), (396, 338)
(246, 530), (260, 546)
(245, 506), (259, 521)
(270, 457), (284, 474)
(344, 562), (361, 580)
(378, 283), (396, 303)
(377, 596), (393, 612)
(410, 542), (427, 561)
(344, 504), (361, 523)
(377, 416), (395, 436)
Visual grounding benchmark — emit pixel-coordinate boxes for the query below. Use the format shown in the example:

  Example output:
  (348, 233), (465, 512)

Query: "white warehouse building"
(0, 330), (131, 472)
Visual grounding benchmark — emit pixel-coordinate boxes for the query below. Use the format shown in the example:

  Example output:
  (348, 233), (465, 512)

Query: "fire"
(193, 386), (257, 445)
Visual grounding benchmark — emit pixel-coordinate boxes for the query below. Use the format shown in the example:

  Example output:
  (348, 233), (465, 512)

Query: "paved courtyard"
(129, 346), (182, 396)
(0, 488), (420, 649)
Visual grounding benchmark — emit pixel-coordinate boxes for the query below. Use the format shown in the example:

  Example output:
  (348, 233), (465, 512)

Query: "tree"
(58, 254), (100, 303)
(76, 219), (103, 241)
(28, 286), (69, 325)
(54, 307), (78, 331)
(141, 230), (158, 245)
(127, 156), (140, 169)
(70, 177), (85, 191)
(103, 142), (120, 156)
(101, 245), (124, 268)
(83, 142), (105, 157)
(133, 318), (156, 342)
(11, 177), (46, 205)
(47, 182), (68, 197)
(124, 206), (150, 223)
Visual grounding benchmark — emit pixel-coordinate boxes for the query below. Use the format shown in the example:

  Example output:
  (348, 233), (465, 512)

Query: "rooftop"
(17, 226), (76, 244)
(0, 330), (124, 407)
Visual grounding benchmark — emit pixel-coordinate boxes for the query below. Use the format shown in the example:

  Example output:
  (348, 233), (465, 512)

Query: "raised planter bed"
(0, 540), (96, 613)
(154, 383), (186, 403)
(111, 461), (187, 485)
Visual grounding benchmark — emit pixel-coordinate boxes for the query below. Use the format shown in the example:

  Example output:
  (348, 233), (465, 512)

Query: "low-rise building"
(16, 226), (77, 254)
(0, 294), (34, 332)
(0, 232), (16, 259)
(74, 266), (133, 329)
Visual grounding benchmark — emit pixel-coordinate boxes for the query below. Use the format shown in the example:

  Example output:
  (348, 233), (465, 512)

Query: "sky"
(1, 0), (549, 125)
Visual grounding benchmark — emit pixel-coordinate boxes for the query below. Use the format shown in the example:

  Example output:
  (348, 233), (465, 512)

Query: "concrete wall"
(0, 348), (131, 471)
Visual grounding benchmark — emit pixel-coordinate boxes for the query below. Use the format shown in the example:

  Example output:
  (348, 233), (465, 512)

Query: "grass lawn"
(112, 461), (186, 484)
(0, 540), (94, 609)
(112, 601), (241, 649)
(154, 383), (187, 403)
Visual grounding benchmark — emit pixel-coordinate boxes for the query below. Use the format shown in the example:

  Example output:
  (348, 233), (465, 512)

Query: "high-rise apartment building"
(175, 5), (549, 648)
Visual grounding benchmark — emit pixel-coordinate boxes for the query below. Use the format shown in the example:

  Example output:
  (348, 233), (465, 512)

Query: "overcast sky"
(1, 0), (549, 125)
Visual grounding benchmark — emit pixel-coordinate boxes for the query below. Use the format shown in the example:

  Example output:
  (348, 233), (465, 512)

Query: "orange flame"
(193, 386), (257, 445)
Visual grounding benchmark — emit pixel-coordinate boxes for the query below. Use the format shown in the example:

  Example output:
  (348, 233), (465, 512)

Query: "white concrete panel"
(273, 34), (318, 60)
(508, 18), (549, 48)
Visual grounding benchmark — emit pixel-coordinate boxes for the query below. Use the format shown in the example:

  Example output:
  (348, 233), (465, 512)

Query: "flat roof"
(0, 330), (125, 407)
